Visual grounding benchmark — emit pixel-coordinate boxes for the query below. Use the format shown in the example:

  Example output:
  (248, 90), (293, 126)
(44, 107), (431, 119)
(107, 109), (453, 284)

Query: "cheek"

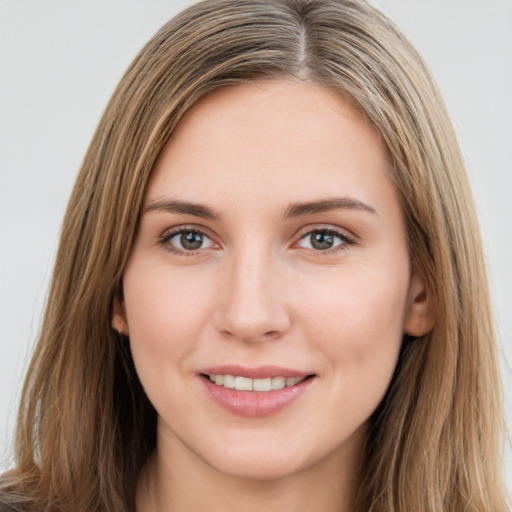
(297, 267), (408, 440)
(122, 263), (215, 386)
(299, 263), (408, 383)
(304, 265), (406, 333)
(125, 260), (212, 335)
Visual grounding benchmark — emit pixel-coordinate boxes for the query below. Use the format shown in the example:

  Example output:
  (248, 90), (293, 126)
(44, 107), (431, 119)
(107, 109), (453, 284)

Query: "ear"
(112, 297), (129, 336)
(404, 271), (436, 337)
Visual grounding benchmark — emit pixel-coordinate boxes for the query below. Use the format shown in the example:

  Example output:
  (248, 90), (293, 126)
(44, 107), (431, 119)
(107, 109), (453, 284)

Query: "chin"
(210, 454), (306, 482)
(197, 434), (333, 483)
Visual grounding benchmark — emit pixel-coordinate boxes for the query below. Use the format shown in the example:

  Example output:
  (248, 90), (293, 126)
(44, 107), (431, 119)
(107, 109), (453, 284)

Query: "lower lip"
(200, 376), (314, 417)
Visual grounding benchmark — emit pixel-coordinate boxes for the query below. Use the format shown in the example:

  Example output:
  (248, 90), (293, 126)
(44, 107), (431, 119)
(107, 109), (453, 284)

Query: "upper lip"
(198, 365), (314, 379)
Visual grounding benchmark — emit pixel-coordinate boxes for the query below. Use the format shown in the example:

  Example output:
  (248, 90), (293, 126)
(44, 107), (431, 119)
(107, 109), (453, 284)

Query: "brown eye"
(163, 229), (215, 253)
(180, 231), (204, 250)
(297, 229), (354, 252)
(310, 231), (335, 250)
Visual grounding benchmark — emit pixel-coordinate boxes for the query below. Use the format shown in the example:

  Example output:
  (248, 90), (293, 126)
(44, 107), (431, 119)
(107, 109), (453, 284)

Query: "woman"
(0, 0), (508, 511)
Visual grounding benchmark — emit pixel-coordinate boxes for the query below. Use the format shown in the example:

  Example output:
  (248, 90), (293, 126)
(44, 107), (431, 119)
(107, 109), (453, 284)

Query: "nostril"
(217, 327), (286, 344)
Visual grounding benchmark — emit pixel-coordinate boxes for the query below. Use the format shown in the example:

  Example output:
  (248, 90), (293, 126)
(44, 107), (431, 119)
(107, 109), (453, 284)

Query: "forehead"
(145, 79), (395, 214)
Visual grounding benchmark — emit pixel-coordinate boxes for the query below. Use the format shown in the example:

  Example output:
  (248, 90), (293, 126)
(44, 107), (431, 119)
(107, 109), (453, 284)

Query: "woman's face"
(120, 80), (431, 482)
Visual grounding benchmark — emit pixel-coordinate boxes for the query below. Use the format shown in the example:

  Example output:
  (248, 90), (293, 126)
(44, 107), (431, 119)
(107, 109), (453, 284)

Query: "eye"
(160, 228), (216, 254)
(297, 229), (354, 252)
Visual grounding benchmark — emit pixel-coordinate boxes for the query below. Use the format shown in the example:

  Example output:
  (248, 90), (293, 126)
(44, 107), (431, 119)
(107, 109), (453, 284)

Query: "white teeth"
(223, 375), (235, 389)
(271, 376), (285, 389)
(207, 374), (307, 391)
(285, 377), (302, 386)
(234, 376), (253, 391)
(253, 378), (272, 392)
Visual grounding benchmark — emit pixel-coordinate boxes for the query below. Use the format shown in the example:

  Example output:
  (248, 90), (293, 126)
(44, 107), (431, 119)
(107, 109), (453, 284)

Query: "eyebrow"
(145, 199), (220, 220)
(144, 196), (376, 221)
(283, 197), (377, 218)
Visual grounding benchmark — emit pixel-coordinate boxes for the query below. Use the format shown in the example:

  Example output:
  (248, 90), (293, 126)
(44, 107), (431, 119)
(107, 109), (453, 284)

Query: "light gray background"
(1, 0), (511, 495)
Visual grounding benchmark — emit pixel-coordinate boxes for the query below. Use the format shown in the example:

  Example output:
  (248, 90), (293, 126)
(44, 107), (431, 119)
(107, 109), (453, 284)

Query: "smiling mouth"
(203, 374), (314, 392)
(200, 370), (316, 416)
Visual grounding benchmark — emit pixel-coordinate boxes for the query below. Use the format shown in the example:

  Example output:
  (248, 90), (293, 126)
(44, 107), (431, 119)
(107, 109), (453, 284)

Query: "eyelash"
(158, 227), (216, 256)
(158, 226), (356, 256)
(295, 227), (356, 254)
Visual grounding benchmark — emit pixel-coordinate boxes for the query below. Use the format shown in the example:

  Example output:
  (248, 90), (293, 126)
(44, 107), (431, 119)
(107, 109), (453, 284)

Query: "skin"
(115, 79), (434, 512)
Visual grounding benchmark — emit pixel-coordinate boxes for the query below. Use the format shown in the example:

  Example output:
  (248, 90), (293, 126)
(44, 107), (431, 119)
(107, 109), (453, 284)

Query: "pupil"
(311, 232), (333, 250)
(181, 231), (203, 250)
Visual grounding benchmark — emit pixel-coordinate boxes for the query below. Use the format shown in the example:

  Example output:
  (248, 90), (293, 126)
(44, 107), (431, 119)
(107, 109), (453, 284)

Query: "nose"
(213, 248), (291, 343)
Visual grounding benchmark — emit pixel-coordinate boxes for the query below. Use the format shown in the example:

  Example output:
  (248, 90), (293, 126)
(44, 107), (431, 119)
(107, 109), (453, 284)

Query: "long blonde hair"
(1, 1), (508, 510)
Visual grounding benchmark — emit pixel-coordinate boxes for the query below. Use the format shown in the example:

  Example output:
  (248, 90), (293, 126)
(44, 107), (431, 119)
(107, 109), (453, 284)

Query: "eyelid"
(292, 224), (356, 252)
(158, 224), (221, 255)
(156, 223), (356, 256)
(294, 223), (356, 239)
